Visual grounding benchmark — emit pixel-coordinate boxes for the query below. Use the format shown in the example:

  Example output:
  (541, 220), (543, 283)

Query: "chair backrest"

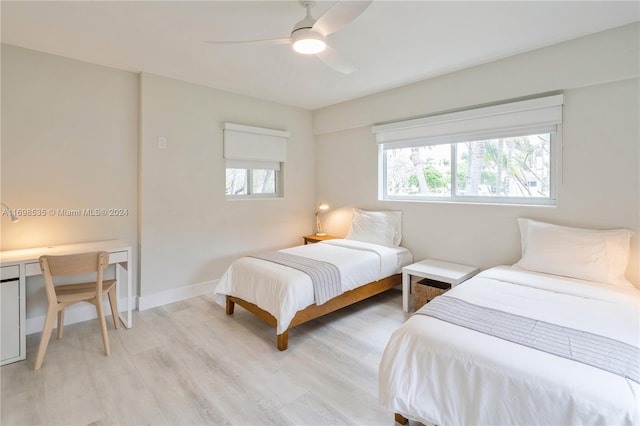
(39, 251), (109, 303)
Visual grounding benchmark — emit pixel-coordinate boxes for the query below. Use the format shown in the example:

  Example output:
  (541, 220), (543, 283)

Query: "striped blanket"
(416, 295), (639, 383)
(249, 251), (342, 305)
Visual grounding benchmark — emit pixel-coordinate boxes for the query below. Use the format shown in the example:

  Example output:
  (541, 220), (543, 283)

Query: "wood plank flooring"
(1, 289), (417, 425)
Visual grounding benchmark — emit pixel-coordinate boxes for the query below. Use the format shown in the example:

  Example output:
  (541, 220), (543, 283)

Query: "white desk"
(0, 240), (132, 365)
(402, 259), (479, 312)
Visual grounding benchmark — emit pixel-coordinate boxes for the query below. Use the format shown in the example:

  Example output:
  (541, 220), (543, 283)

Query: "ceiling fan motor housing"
(291, 14), (316, 35)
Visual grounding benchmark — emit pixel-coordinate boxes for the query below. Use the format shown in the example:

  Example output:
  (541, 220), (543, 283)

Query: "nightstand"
(402, 259), (479, 312)
(303, 234), (339, 244)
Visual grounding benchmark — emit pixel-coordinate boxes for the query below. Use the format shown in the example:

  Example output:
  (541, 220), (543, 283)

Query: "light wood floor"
(1, 289), (415, 425)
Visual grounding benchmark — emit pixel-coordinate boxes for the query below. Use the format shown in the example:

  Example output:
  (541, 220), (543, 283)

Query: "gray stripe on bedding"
(415, 295), (639, 383)
(249, 252), (342, 305)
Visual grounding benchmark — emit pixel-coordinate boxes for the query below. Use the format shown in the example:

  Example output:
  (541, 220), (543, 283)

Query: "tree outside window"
(383, 133), (552, 203)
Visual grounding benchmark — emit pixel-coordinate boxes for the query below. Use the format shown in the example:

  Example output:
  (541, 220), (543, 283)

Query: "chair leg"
(107, 285), (119, 330)
(35, 306), (58, 370)
(57, 308), (65, 340)
(96, 299), (111, 356)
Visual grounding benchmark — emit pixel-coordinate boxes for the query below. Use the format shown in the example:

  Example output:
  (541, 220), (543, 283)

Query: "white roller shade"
(225, 159), (280, 171)
(372, 94), (563, 147)
(224, 123), (289, 162)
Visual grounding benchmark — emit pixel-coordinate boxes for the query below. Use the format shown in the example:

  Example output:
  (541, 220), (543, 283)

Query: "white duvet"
(215, 239), (412, 333)
(379, 266), (640, 425)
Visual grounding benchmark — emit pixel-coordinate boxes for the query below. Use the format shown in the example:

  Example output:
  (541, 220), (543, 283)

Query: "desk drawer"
(109, 250), (128, 264)
(0, 265), (19, 280)
(25, 262), (41, 277)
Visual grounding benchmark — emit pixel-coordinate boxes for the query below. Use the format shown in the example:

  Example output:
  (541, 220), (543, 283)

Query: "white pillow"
(345, 209), (402, 246)
(515, 218), (633, 287)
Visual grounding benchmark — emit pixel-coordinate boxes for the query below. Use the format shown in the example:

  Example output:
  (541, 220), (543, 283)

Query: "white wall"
(1, 46), (315, 320)
(139, 73), (315, 303)
(313, 23), (640, 286)
(1, 45), (139, 317)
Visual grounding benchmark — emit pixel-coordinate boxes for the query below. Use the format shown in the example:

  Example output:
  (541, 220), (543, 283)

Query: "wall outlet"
(158, 137), (167, 149)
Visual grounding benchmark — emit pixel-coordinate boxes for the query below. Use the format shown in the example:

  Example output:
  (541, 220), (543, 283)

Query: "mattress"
(379, 265), (640, 425)
(215, 239), (413, 333)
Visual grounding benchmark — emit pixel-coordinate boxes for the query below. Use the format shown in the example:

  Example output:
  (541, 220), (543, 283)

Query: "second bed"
(215, 238), (412, 350)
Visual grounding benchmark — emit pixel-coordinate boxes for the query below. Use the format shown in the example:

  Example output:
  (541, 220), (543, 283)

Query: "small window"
(226, 166), (280, 198)
(373, 95), (562, 205)
(223, 123), (288, 200)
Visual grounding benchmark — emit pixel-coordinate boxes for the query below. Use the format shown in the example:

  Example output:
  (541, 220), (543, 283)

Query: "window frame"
(379, 132), (559, 206)
(225, 165), (283, 200)
(374, 95), (563, 206)
(223, 122), (288, 201)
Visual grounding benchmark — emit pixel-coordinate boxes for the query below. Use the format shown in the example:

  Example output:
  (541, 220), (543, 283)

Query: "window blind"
(223, 123), (289, 167)
(225, 159), (280, 171)
(371, 94), (563, 148)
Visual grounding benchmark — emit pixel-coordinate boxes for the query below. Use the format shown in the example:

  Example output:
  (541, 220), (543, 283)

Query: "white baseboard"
(26, 296), (127, 335)
(26, 280), (219, 335)
(137, 279), (218, 311)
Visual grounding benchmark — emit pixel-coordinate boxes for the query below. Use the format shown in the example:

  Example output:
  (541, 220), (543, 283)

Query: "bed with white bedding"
(379, 219), (639, 425)
(215, 238), (413, 350)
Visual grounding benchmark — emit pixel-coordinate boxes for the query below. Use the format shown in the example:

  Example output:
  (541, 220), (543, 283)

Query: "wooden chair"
(34, 251), (119, 369)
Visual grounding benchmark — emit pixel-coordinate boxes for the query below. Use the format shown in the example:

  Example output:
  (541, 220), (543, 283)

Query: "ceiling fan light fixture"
(293, 38), (326, 54)
(291, 29), (326, 54)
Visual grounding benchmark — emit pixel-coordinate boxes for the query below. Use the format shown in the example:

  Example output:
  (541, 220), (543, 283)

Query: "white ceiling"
(2, 1), (638, 110)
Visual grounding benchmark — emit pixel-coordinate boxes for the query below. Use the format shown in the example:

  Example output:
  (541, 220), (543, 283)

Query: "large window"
(374, 95), (562, 205)
(383, 133), (552, 201)
(223, 123), (288, 199)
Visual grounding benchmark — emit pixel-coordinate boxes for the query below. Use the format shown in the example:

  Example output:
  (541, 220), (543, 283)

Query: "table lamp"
(315, 202), (330, 236)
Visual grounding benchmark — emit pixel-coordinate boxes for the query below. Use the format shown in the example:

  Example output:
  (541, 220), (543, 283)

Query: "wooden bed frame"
(225, 273), (401, 350)
(394, 413), (408, 425)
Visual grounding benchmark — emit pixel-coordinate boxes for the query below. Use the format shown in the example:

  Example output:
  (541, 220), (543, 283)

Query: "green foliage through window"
(382, 133), (552, 202)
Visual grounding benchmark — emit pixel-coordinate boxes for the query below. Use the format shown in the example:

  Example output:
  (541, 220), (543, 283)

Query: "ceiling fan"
(206, 0), (372, 74)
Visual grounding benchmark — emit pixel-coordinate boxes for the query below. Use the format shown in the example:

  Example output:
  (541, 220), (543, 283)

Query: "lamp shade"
(318, 202), (330, 211)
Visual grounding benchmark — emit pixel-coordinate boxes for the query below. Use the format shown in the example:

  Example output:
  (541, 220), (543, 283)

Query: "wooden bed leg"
(226, 298), (235, 315)
(394, 413), (408, 425)
(277, 331), (288, 351)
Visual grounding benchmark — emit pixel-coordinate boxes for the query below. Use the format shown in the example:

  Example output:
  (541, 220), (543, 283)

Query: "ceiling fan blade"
(316, 46), (355, 74)
(205, 38), (290, 47)
(312, 0), (372, 36)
